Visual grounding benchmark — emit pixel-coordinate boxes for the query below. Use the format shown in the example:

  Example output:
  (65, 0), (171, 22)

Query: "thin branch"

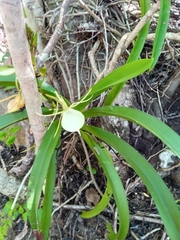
(108, 1), (160, 73)
(130, 215), (163, 224)
(51, 180), (93, 217)
(88, 40), (100, 78)
(36, 0), (71, 67)
(77, 0), (122, 37)
(147, 32), (180, 42)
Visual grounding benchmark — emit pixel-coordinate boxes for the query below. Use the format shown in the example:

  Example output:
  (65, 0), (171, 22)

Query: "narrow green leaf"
(107, 222), (116, 239)
(80, 182), (112, 219)
(6, 135), (15, 146)
(104, 58), (152, 106)
(40, 141), (59, 239)
(32, 32), (38, 48)
(0, 74), (16, 86)
(0, 75), (59, 99)
(127, 0), (150, 63)
(39, 67), (47, 75)
(37, 208), (43, 225)
(7, 126), (20, 134)
(0, 131), (6, 139)
(83, 106), (180, 158)
(81, 131), (129, 240)
(38, 81), (57, 98)
(27, 120), (61, 230)
(76, 59), (153, 111)
(103, 83), (124, 106)
(2, 86), (15, 91)
(151, 0), (170, 69)
(81, 147), (112, 219)
(91, 59), (152, 94)
(0, 66), (15, 76)
(0, 110), (28, 130)
(83, 125), (180, 239)
(0, 108), (54, 131)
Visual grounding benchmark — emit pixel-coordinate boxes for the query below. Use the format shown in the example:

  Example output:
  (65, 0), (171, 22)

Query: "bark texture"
(0, 0), (44, 148)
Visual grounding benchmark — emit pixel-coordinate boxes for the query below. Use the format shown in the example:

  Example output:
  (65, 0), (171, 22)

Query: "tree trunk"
(0, 0), (44, 148)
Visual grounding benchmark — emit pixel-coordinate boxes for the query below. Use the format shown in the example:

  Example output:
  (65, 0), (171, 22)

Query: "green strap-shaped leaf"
(0, 75), (58, 99)
(83, 106), (180, 158)
(83, 124), (180, 239)
(150, 0), (170, 70)
(80, 180), (112, 219)
(0, 108), (54, 131)
(40, 141), (60, 240)
(76, 59), (153, 111)
(27, 120), (61, 231)
(81, 131), (129, 240)
(90, 59), (152, 95)
(0, 65), (15, 76)
(80, 142), (113, 219)
(0, 74), (16, 84)
(127, 0), (150, 63)
(0, 110), (28, 130)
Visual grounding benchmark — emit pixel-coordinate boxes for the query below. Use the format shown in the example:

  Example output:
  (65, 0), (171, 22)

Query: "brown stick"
(77, 0), (122, 37)
(88, 40), (101, 78)
(36, 0), (71, 67)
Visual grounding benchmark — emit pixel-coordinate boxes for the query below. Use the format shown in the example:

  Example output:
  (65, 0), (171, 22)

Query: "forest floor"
(0, 0), (180, 239)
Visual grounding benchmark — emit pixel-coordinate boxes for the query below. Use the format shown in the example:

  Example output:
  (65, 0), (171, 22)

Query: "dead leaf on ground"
(85, 188), (100, 206)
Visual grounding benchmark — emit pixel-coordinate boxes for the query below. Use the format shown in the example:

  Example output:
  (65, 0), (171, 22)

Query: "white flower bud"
(61, 109), (85, 133)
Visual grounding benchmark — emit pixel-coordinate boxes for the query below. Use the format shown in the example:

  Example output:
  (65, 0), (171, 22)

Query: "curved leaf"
(40, 141), (60, 240)
(127, 0), (150, 63)
(83, 106), (180, 158)
(91, 59), (152, 95)
(80, 143), (113, 219)
(151, 0), (170, 69)
(0, 76), (58, 99)
(81, 131), (129, 240)
(76, 59), (153, 111)
(83, 124), (180, 239)
(0, 110), (28, 130)
(0, 65), (15, 76)
(27, 120), (61, 230)
(80, 180), (112, 219)
(0, 74), (16, 85)
(0, 108), (54, 131)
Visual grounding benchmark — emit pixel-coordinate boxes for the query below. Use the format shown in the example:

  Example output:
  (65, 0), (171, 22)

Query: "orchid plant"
(0, 1), (179, 240)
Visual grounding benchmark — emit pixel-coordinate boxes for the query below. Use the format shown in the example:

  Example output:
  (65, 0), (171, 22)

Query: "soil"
(0, 1), (180, 240)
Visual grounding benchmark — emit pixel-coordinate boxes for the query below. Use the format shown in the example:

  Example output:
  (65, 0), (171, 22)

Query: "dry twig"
(77, 0), (122, 37)
(37, 0), (71, 67)
(130, 215), (163, 224)
(88, 40), (101, 78)
(147, 32), (180, 42)
(108, 1), (160, 73)
(52, 180), (93, 216)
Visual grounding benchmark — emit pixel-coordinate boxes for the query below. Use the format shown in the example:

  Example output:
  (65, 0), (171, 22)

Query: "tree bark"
(0, 0), (45, 148)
